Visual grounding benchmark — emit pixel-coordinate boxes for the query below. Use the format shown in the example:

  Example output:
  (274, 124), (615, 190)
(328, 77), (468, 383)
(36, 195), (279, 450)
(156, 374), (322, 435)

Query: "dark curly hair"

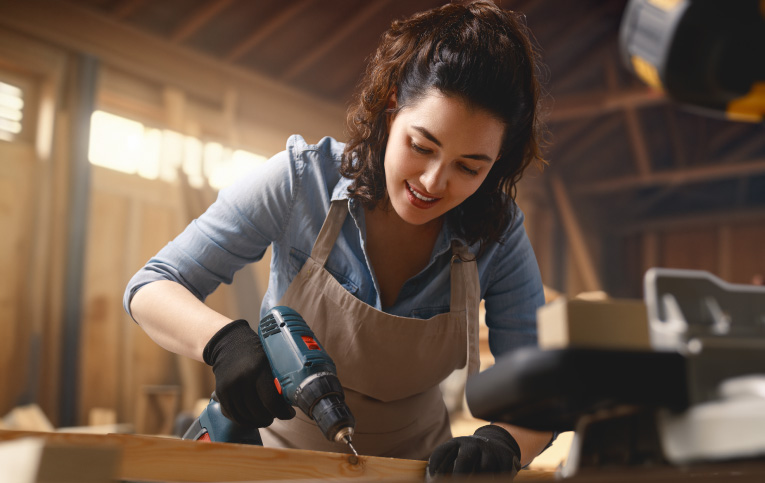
(340, 1), (547, 248)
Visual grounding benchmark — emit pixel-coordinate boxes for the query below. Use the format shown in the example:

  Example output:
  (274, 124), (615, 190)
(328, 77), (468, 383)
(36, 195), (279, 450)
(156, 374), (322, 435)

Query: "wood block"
(2, 405), (55, 432)
(88, 407), (116, 427)
(537, 298), (651, 350)
(0, 430), (554, 481)
(0, 436), (120, 483)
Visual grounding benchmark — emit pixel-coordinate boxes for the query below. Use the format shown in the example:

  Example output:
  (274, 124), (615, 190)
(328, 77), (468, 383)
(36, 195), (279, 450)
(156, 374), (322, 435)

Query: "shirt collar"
(331, 176), (353, 201)
(331, 176), (473, 258)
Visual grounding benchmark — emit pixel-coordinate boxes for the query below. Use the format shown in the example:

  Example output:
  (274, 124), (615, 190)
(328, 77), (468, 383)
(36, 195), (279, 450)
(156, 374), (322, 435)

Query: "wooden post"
(550, 175), (602, 293)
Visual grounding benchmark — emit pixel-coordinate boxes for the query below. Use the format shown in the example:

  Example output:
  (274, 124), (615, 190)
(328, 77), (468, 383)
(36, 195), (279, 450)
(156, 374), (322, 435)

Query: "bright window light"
(88, 110), (267, 189)
(0, 81), (24, 142)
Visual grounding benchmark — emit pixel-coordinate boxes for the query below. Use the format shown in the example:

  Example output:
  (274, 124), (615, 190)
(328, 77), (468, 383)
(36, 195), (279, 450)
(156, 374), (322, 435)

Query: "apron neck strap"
(451, 241), (481, 376)
(311, 200), (348, 265)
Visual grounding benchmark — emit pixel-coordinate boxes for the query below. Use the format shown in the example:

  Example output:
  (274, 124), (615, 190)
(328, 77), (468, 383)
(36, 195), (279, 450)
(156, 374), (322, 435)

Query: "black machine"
(619, 0), (765, 122)
(466, 269), (765, 476)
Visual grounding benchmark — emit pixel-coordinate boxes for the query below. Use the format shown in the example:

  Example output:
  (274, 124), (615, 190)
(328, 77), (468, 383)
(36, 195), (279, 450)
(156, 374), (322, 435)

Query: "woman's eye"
(411, 142), (431, 154)
(460, 164), (479, 176)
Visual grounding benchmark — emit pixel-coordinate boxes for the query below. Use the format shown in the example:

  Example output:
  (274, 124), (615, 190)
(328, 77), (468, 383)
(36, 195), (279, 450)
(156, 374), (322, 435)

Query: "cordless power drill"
(182, 306), (358, 455)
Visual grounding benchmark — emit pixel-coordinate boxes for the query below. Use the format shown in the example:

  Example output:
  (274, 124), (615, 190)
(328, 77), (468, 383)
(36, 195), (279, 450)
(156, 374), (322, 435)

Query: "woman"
(125, 1), (552, 478)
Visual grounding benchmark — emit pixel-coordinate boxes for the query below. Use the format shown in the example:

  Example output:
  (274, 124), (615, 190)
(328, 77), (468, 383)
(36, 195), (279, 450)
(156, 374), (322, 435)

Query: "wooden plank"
(79, 190), (130, 424)
(718, 225), (732, 282)
(0, 436), (120, 483)
(0, 142), (36, 416)
(660, 228), (719, 274)
(0, 429), (555, 481)
(125, 201), (186, 425)
(728, 223), (765, 285)
(0, 430), (423, 481)
(641, 231), (659, 276)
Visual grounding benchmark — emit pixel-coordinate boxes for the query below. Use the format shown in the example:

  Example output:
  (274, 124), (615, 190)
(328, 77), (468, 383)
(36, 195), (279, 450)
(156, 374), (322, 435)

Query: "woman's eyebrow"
(413, 126), (443, 147)
(412, 125), (494, 162)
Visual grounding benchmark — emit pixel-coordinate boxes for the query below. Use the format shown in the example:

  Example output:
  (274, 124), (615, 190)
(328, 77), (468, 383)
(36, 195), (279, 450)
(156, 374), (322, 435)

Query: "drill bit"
(344, 434), (359, 457)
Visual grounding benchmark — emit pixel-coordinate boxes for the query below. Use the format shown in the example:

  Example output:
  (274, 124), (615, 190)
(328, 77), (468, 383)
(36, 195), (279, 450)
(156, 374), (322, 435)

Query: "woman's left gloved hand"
(426, 424), (521, 479)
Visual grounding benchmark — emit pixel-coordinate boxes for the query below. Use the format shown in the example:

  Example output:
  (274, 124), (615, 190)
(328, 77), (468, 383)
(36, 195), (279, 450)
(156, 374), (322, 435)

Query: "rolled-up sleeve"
(123, 143), (300, 319)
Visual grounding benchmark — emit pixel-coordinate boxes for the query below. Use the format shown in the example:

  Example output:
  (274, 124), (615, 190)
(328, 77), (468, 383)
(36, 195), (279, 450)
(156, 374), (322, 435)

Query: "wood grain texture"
(0, 430), (555, 481)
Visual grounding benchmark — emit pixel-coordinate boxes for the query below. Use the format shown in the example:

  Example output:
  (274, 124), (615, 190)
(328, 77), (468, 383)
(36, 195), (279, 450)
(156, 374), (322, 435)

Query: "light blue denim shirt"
(124, 135), (545, 357)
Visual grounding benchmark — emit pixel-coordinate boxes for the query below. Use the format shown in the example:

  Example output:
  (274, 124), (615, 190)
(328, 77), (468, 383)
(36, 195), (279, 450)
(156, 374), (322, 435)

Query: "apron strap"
(311, 200), (348, 266)
(451, 242), (481, 376)
(313, 201), (481, 376)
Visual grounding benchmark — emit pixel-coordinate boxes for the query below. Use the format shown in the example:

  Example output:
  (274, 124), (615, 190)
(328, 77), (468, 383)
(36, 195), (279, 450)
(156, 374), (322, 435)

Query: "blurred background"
(0, 0), (763, 459)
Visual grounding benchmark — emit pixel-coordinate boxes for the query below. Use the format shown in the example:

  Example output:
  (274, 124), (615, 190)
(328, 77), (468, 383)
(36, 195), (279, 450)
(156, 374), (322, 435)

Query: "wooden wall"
(0, 7), (344, 428)
(614, 218), (765, 298)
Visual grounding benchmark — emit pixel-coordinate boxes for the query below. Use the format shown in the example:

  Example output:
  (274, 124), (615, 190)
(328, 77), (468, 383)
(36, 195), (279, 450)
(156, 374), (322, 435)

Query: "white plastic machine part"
(658, 375), (765, 464)
(644, 269), (765, 464)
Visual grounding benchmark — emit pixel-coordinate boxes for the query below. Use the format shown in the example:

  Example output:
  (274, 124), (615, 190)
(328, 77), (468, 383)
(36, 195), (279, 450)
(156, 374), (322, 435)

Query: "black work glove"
(203, 319), (296, 427)
(426, 425), (521, 479)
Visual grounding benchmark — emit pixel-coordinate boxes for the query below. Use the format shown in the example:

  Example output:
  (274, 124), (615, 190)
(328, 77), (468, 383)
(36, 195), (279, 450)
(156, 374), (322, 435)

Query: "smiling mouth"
(407, 182), (439, 202)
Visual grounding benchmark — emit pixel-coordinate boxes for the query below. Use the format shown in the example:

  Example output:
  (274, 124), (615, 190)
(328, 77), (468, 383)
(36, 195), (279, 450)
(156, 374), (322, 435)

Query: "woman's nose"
(420, 160), (446, 195)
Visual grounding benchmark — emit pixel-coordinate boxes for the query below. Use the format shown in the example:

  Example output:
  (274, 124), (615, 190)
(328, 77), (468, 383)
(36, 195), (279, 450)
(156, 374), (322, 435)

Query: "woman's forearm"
(493, 422), (552, 467)
(129, 280), (233, 362)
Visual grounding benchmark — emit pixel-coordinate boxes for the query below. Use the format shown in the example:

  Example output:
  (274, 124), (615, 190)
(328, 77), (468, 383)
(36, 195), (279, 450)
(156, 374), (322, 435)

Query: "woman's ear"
(387, 90), (398, 111)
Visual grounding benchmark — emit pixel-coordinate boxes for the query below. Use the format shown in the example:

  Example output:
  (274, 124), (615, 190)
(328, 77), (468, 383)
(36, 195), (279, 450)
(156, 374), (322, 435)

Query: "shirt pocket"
(410, 305), (451, 320)
(289, 247), (360, 295)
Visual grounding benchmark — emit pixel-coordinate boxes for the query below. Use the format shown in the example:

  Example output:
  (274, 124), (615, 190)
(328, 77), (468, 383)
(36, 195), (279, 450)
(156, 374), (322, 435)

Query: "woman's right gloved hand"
(203, 319), (296, 427)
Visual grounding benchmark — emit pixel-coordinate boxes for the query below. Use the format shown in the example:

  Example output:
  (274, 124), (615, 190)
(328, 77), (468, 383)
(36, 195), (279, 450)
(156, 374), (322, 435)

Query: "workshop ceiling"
(69, 0), (765, 231)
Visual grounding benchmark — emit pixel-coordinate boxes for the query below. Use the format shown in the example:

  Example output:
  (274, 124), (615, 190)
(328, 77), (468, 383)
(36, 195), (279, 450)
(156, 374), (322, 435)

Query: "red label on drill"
(301, 335), (321, 351)
(274, 377), (282, 394)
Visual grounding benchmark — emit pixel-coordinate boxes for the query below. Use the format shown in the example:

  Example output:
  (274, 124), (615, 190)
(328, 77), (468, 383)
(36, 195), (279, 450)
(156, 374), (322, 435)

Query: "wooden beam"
(664, 106), (687, 168)
(0, 0), (346, 141)
(547, 87), (666, 122)
(620, 206), (765, 234)
(574, 158), (765, 195)
(721, 131), (765, 163)
(171, 0), (235, 43)
(282, 0), (392, 82)
(111, 0), (149, 20)
(549, 176), (602, 292)
(556, 118), (619, 168)
(225, 0), (316, 62)
(623, 106), (652, 177)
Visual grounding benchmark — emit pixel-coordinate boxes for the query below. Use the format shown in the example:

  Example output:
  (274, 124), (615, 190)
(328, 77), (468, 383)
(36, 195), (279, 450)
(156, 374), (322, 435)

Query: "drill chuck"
(294, 372), (356, 442)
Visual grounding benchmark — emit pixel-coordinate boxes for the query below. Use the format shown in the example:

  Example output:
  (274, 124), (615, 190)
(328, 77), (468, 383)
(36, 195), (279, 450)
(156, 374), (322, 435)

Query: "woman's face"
(383, 89), (504, 227)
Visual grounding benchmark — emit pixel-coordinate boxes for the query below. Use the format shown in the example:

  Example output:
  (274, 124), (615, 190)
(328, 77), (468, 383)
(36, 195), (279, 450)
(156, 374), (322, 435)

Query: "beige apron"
(260, 200), (481, 460)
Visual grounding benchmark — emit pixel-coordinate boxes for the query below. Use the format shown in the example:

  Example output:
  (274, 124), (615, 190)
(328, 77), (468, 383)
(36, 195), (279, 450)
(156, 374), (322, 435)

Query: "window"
(88, 110), (266, 189)
(0, 81), (24, 142)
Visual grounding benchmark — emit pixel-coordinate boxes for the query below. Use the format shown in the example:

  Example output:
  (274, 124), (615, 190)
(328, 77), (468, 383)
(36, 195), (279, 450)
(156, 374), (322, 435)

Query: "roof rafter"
(575, 158), (765, 195)
(282, 0), (392, 82)
(225, 0), (316, 62)
(111, 0), (149, 19)
(171, 0), (235, 43)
